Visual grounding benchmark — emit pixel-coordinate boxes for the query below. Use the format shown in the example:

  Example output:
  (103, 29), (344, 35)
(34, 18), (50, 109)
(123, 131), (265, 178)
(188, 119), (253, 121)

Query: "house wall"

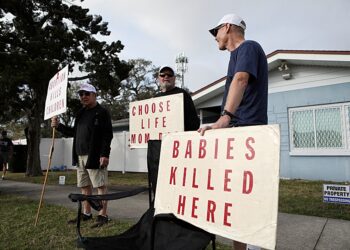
(268, 82), (350, 181)
(194, 65), (350, 181)
(40, 132), (148, 172)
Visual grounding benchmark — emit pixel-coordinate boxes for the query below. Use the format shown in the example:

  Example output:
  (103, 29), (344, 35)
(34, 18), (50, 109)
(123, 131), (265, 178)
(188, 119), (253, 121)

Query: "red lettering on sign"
(131, 133), (150, 144)
(185, 140), (192, 158)
(138, 105), (142, 115)
(166, 100), (170, 111)
(169, 166), (177, 185)
(182, 167), (187, 186)
(214, 138), (218, 159)
(132, 106), (136, 116)
(158, 132), (163, 140)
(192, 168), (198, 188)
(191, 197), (199, 218)
(159, 101), (163, 112)
(177, 195), (186, 215)
(207, 169), (214, 190)
(172, 140), (179, 158)
(151, 103), (156, 113)
(155, 117), (159, 128)
(144, 133), (150, 143)
(162, 116), (166, 127)
(131, 134), (136, 144)
(207, 200), (216, 223)
(245, 137), (255, 160)
(198, 139), (207, 158)
(242, 171), (253, 194)
(226, 138), (235, 159)
(224, 169), (232, 192)
(145, 104), (149, 114)
(138, 134), (143, 144)
(223, 203), (232, 227)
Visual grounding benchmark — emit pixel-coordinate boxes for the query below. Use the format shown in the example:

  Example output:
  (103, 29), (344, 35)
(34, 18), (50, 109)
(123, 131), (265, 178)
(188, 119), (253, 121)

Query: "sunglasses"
(212, 24), (226, 37)
(78, 91), (91, 97)
(159, 73), (174, 78)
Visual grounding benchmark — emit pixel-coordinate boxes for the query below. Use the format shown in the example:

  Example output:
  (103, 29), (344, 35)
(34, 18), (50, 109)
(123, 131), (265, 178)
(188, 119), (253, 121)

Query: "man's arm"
(99, 109), (113, 167)
(198, 71), (249, 135)
(51, 116), (74, 137)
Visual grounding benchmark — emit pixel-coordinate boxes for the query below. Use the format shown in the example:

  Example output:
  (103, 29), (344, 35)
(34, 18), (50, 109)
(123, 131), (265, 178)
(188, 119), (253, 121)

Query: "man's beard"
(160, 82), (174, 92)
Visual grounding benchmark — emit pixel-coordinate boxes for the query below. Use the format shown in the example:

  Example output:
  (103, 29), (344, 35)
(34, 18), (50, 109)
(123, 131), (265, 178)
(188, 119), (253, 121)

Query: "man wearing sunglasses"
(199, 14), (268, 136)
(51, 82), (113, 228)
(198, 14), (268, 250)
(155, 66), (199, 131)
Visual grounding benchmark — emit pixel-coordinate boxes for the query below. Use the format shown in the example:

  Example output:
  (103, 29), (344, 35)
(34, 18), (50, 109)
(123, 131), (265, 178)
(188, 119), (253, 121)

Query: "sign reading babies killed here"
(154, 125), (280, 250)
(129, 94), (184, 148)
(44, 66), (68, 120)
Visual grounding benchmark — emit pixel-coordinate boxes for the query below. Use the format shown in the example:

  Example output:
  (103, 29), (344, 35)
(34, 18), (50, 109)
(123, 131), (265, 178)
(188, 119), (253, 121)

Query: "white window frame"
(288, 102), (350, 156)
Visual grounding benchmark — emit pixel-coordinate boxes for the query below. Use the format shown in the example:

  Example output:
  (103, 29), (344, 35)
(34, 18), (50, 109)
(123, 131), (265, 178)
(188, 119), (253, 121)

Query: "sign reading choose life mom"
(129, 93), (184, 148)
(154, 125), (280, 250)
(44, 65), (68, 120)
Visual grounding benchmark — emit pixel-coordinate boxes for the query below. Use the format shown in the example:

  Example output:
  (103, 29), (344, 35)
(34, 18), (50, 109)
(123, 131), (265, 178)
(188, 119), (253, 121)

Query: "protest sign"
(44, 65), (68, 120)
(129, 93), (184, 148)
(154, 125), (280, 249)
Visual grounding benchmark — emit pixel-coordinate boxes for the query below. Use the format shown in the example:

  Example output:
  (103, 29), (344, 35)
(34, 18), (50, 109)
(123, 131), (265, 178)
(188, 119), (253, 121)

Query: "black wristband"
(220, 109), (234, 119)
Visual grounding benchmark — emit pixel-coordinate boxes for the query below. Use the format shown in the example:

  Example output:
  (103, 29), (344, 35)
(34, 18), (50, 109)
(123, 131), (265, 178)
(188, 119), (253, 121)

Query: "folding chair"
(68, 140), (216, 250)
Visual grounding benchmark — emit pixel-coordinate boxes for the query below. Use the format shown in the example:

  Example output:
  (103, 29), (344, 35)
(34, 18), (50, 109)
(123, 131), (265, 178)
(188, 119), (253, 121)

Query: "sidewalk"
(1, 180), (350, 250)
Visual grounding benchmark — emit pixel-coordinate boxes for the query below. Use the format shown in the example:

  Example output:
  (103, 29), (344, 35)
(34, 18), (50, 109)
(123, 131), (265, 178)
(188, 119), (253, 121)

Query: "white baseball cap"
(209, 14), (246, 37)
(159, 65), (175, 75)
(77, 82), (96, 93)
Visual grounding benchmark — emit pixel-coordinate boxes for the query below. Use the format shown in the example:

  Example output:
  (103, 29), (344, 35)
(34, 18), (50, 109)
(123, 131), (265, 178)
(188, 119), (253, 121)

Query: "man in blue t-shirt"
(198, 13), (268, 250)
(198, 13), (268, 137)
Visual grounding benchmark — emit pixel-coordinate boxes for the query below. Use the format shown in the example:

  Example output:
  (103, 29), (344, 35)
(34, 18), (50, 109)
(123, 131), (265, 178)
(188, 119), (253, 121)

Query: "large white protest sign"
(129, 93), (184, 148)
(154, 125), (280, 250)
(44, 66), (68, 120)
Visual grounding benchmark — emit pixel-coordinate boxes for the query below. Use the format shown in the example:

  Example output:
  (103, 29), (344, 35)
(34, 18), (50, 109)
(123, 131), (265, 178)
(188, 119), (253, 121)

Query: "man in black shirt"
(51, 83), (113, 228)
(0, 130), (13, 180)
(155, 66), (199, 131)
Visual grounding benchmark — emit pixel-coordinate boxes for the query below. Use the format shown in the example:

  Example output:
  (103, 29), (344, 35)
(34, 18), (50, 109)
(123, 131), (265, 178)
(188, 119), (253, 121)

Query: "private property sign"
(323, 184), (350, 204)
(154, 125), (280, 250)
(129, 94), (184, 148)
(44, 66), (68, 120)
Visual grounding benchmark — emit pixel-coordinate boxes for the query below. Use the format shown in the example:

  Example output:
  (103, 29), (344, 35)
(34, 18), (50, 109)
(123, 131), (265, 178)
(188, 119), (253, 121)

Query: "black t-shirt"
(155, 87), (200, 131)
(75, 107), (97, 155)
(0, 137), (13, 152)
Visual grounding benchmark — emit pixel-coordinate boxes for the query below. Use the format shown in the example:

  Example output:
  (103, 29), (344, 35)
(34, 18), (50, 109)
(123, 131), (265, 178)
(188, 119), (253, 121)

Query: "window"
(289, 102), (350, 155)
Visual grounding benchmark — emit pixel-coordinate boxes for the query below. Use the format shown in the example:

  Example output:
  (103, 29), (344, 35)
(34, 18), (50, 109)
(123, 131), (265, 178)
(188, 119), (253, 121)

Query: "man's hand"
(197, 125), (212, 136)
(51, 116), (59, 128)
(99, 157), (109, 169)
(197, 115), (231, 136)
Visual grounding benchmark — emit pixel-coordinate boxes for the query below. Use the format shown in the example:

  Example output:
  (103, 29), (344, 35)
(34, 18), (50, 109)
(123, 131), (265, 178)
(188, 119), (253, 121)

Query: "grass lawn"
(1, 171), (349, 249)
(4, 171), (350, 221)
(0, 193), (230, 249)
(0, 194), (134, 250)
(1, 172), (231, 249)
(279, 179), (350, 220)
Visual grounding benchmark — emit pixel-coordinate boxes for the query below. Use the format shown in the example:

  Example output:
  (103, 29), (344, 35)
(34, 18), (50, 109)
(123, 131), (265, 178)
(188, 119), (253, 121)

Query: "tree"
(111, 58), (159, 120)
(0, 0), (132, 176)
(100, 58), (159, 121)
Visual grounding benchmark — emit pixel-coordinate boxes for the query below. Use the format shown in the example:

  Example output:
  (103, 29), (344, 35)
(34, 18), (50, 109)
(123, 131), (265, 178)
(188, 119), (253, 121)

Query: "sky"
(79, 0), (350, 92)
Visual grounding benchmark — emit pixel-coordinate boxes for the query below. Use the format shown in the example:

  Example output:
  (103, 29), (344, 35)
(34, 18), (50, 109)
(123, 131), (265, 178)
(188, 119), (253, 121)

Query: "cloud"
(80, 0), (350, 91)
